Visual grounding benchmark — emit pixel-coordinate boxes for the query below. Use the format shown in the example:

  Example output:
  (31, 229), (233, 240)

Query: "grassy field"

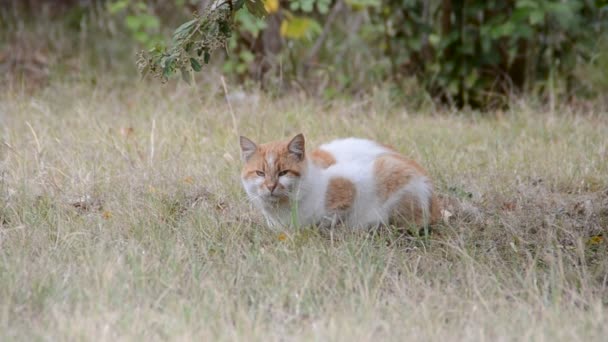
(1, 80), (607, 341)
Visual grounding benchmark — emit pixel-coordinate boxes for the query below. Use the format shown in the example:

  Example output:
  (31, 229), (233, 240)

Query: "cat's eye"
(256, 170), (265, 177)
(278, 170), (289, 177)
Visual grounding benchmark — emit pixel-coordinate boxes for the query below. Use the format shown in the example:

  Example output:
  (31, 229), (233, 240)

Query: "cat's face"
(239, 134), (306, 206)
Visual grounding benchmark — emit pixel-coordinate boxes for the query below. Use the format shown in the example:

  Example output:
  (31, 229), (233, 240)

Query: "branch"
(303, 0), (344, 68)
(137, 0), (267, 82)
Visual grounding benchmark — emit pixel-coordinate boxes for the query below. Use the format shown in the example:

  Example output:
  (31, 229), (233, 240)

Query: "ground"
(0, 80), (607, 341)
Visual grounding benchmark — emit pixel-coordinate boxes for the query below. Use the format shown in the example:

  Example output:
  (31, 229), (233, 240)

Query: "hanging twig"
(303, 0), (345, 70)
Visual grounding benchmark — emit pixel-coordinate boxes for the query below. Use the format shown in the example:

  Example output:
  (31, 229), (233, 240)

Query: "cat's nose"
(266, 183), (278, 194)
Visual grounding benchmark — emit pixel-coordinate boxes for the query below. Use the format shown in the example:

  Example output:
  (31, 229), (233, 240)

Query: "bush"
(378, 0), (608, 107)
(5, 0), (606, 108)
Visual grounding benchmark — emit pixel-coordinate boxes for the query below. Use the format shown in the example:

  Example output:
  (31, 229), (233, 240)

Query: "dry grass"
(1, 79), (607, 341)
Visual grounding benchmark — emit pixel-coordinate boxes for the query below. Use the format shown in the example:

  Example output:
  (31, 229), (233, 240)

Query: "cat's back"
(315, 137), (438, 227)
(316, 138), (392, 196)
(318, 137), (389, 164)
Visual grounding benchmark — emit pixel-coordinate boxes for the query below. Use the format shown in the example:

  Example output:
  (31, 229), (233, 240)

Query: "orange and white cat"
(239, 133), (441, 229)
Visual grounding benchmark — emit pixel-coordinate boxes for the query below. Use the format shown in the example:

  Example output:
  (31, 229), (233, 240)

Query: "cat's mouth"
(263, 193), (289, 204)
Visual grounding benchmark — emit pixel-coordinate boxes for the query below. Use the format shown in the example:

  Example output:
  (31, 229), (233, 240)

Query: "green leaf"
(447, 80), (459, 96)
(172, 19), (198, 41)
(181, 67), (192, 84)
(235, 9), (267, 37)
(529, 10), (544, 25)
(239, 50), (255, 63)
(428, 34), (440, 47)
(516, 0), (538, 9)
(546, 2), (580, 28)
(234, 0), (246, 10)
(218, 20), (232, 35)
(513, 25), (534, 39)
(236, 63), (247, 74)
(345, 0), (380, 11)
(511, 8), (529, 23)
(108, 0), (128, 14)
(291, 0), (315, 12)
(161, 55), (176, 78)
(280, 16), (322, 40)
(407, 37), (422, 52)
(184, 42), (193, 53)
(481, 35), (491, 54)
(162, 65), (172, 79)
(317, 0), (331, 14)
(139, 14), (160, 30)
(190, 58), (202, 72)
(133, 31), (149, 44)
(490, 21), (515, 39)
(204, 52), (211, 64)
(302, 0), (314, 12)
(126, 15), (141, 31)
(222, 60), (235, 73)
(135, 1), (147, 11)
(245, 0), (268, 18)
(465, 71), (478, 89)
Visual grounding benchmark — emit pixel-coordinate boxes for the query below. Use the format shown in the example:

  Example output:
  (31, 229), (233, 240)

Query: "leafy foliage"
(377, 0), (608, 107)
(280, 14), (322, 40)
(134, 0), (608, 108)
(136, 0), (267, 83)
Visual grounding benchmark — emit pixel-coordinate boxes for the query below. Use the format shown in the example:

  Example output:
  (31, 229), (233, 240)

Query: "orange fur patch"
(310, 149), (336, 169)
(372, 150), (441, 226)
(326, 177), (356, 211)
(390, 193), (441, 226)
(374, 153), (441, 225)
(391, 194), (424, 226)
(373, 154), (421, 201)
(429, 194), (441, 224)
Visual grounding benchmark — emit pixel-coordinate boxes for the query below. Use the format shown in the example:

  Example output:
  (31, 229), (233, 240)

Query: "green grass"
(1, 80), (607, 341)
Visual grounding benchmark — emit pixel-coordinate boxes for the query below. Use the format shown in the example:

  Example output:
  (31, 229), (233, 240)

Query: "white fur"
(242, 138), (433, 229)
(266, 153), (275, 167)
(319, 138), (389, 164)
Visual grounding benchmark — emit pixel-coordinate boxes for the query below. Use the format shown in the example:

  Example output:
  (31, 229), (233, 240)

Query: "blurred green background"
(2, 0), (607, 109)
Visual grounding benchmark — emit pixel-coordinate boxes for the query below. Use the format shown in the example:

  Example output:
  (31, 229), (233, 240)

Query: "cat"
(239, 133), (441, 229)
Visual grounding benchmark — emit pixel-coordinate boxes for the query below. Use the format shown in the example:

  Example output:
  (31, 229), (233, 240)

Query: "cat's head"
(239, 133), (306, 206)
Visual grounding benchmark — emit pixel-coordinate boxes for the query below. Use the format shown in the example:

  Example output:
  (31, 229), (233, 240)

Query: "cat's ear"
(287, 133), (305, 161)
(239, 136), (257, 161)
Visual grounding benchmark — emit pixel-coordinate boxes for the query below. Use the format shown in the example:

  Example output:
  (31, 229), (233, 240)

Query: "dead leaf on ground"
(588, 235), (603, 245)
(70, 195), (103, 213)
(573, 199), (593, 217)
(531, 178), (543, 186)
(441, 209), (453, 224)
(185, 187), (228, 212)
(223, 152), (235, 162)
(502, 201), (517, 211)
(120, 127), (134, 138)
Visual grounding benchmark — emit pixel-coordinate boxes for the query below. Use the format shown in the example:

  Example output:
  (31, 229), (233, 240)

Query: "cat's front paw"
(317, 213), (344, 230)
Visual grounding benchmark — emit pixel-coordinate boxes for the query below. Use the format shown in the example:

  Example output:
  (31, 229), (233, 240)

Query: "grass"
(0, 79), (607, 341)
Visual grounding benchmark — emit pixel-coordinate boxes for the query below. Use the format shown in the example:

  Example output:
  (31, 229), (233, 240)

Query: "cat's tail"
(428, 192), (442, 225)
(398, 176), (441, 228)
(418, 186), (441, 227)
